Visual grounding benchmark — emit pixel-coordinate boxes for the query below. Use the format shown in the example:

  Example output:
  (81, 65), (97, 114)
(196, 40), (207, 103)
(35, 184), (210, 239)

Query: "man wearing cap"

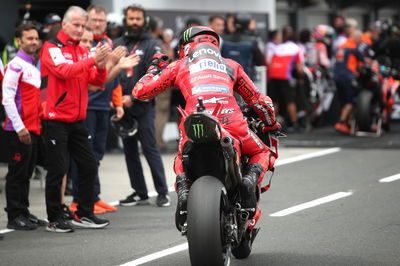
(43, 13), (62, 35)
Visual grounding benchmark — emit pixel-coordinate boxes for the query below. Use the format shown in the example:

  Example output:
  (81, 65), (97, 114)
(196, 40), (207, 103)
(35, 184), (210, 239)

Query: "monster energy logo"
(192, 123), (204, 138)
(183, 28), (193, 43)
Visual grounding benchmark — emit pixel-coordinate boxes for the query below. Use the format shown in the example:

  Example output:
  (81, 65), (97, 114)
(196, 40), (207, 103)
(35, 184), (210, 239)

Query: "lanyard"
(126, 41), (141, 77)
(129, 41), (141, 55)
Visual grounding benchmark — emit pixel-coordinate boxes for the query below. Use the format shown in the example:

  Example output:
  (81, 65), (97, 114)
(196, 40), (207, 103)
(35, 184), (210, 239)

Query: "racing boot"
(175, 173), (191, 231)
(240, 163), (263, 216)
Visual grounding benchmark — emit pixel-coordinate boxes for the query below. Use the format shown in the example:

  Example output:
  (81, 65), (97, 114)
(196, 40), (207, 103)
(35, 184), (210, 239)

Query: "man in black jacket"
(115, 4), (170, 207)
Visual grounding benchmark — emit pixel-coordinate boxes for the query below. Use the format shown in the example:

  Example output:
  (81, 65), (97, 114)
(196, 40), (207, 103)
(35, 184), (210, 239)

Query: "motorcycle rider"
(127, 26), (280, 231)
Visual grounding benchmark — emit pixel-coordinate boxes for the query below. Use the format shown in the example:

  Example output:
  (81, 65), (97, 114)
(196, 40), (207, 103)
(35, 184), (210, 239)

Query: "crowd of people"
(266, 16), (400, 133)
(0, 3), (399, 236)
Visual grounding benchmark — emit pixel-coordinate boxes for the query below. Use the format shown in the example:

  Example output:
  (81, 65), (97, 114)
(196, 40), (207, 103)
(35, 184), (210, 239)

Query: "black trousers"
(43, 120), (97, 222)
(122, 106), (168, 199)
(4, 131), (38, 221)
(70, 110), (110, 203)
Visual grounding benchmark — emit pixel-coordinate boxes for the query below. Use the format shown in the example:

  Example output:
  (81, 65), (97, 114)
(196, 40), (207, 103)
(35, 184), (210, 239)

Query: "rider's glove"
(262, 122), (282, 133)
(146, 53), (171, 75)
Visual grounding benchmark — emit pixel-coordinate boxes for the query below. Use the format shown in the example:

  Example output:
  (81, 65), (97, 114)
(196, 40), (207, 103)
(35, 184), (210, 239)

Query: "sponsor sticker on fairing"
(192, 84), (229, 94)
(189, 59), (227, 74)
(187, 47), (223, 63)
(249, 129), (263, 148)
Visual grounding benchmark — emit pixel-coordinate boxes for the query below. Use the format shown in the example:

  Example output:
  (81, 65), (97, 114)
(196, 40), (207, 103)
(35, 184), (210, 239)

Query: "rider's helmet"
(312, 24), (334, 41)
(178, 26), (220, 59)
(110, 113), (138, 139)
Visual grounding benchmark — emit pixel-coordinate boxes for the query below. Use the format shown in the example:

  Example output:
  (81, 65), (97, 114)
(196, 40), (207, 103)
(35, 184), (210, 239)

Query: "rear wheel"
(187, 176), (231, 266)
(356, 90), (378, 131)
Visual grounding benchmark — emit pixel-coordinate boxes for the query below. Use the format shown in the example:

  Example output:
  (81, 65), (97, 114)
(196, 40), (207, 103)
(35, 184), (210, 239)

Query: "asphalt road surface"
(0, 123), (399, 266)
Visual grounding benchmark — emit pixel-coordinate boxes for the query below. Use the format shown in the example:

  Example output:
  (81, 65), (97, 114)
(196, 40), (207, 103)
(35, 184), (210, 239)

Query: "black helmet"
(179, 26), (220, 47)
(234, 13), (252, 31)
(110, 113), (138, 139)
(178, 26), (220, 58)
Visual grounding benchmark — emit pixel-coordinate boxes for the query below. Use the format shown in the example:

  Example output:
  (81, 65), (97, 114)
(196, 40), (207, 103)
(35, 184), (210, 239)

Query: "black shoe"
(71, 213), (110, 229)
(119, 192), (149, 206)
(156, 194), (171, 207)
(62, 204), (74, 221)
(7, 215), (38, 230)
(46, 218), (74, 233)
(27, 213), (47, 226)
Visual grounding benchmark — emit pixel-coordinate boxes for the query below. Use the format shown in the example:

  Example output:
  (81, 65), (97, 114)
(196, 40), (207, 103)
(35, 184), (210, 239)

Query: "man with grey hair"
(40, 6), (111, 232)
(68, 4), (139, 214)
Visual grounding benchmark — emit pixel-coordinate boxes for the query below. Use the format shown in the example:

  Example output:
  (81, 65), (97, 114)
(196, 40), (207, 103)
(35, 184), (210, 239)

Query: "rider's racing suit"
(132, 42), (277, 179)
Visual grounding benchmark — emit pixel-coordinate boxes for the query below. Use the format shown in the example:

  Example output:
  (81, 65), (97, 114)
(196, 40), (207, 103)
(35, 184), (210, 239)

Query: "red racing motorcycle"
(354, 63), (400, 135)
(178, 98), (282, 266)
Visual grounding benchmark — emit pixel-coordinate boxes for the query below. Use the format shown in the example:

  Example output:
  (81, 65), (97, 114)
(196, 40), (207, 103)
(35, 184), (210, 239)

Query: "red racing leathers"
(132, 43), (277, 180)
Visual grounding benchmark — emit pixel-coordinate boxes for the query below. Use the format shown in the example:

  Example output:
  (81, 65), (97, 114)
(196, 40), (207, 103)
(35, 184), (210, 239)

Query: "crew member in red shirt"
(40, 6), (111, 233)
(267, 26), (304, 131)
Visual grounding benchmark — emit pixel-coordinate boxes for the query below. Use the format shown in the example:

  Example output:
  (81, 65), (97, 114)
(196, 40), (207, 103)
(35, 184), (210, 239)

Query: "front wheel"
(187, 176), (231, 266)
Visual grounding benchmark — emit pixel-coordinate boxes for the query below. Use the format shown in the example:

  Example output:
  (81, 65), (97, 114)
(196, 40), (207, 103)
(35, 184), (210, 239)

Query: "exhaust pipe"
(220, 136), (242, 187)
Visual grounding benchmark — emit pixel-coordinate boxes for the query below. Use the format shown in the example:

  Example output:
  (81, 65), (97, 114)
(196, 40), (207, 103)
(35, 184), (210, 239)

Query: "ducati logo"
(12, 153), (22, 162)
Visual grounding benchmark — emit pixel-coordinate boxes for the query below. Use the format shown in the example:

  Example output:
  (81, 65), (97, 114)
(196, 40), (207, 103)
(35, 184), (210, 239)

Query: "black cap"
(45, 13), (61, 26)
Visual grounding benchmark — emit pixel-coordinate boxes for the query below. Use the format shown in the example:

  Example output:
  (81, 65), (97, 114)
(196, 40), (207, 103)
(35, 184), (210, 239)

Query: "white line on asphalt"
(148, 186), (176, 198)
(379, 173), (400, 183)
(275, 147), (341, 166)
(0, 148), (343, 235)
(119, 243), (188, 266)
(109, 148), (342, 207)
(0, 229), (14, 234)
(109, 187), (176, 206)
(269, 191), (353, 217)
(117, 147), (343, 265)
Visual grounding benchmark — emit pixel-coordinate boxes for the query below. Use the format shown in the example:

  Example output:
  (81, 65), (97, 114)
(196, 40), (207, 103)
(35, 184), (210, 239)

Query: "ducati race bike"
(177, 97), (282, 266)
(354, 63), (400, 136)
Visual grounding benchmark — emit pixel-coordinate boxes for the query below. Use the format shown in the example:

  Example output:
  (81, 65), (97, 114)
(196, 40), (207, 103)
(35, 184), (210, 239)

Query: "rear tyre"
(356, 90), (374, 131)
(187, 176), (231, 266)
